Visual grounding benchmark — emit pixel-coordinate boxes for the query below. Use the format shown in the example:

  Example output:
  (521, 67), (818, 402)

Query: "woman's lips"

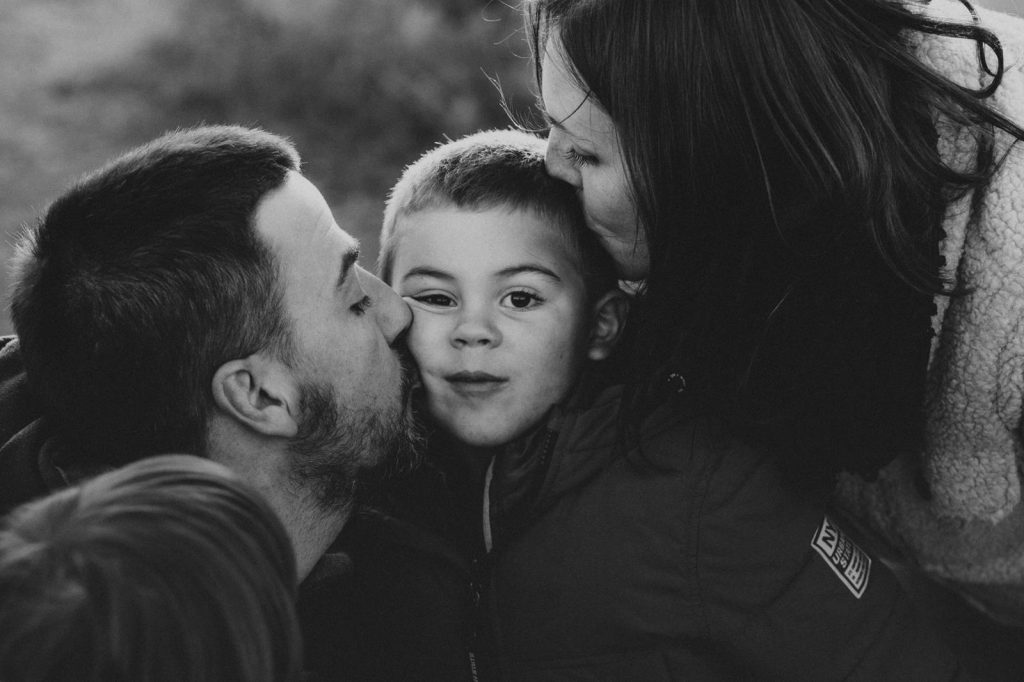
(445, 371), (508, 397)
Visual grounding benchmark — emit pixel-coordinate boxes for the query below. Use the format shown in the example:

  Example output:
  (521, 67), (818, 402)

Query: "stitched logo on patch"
(811, 516), (871, 599)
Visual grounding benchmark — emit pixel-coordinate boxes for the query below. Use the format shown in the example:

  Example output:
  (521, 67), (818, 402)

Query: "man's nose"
(359, 268), (412, 345)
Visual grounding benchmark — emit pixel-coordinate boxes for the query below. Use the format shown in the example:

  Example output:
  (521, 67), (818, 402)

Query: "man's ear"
(587, 288), (630, 361)
(211, 355), (300, 438)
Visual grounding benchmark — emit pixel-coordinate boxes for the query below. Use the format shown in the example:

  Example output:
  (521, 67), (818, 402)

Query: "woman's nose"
(545, 132), (581, 188)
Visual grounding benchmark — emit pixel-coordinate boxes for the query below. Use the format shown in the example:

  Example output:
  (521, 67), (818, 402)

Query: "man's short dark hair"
(378, 128), (618, 300)
(10, 125), (301, 466)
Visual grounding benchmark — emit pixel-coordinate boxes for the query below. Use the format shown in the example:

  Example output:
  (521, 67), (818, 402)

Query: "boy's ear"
(211, 354), (300, 438)
(587, 288), (630, 361)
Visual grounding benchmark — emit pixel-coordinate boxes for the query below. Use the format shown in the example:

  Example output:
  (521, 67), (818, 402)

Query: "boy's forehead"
(391, 205), (588, 280)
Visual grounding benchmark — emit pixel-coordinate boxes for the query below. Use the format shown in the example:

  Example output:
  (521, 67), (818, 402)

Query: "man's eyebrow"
(336, 247), (360, 290)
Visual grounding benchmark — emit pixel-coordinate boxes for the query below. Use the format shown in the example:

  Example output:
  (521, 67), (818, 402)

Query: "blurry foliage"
(81, 0), (536, 255)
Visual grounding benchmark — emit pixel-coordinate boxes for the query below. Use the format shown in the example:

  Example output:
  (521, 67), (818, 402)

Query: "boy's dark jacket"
(331, 372), (965, 681)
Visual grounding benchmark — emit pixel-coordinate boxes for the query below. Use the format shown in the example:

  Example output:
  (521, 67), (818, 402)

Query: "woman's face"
(541, 37), (649, 280)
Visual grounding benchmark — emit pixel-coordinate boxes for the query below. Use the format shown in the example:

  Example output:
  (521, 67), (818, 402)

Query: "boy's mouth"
(445, 371), (508, 396)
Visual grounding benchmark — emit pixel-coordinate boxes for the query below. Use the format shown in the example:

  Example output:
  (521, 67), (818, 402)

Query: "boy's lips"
(445, 371), (508, 397)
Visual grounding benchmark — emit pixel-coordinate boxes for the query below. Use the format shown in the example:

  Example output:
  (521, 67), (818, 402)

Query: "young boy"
(379, 128), (629, 461)
(335, 129), (961, 682)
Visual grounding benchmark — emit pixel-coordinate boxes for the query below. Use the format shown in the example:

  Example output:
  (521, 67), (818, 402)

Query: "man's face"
(254, 172), (416, 505)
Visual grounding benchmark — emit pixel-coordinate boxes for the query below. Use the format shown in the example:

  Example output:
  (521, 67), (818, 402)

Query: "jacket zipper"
(466, 429), (560, 680)
(467, 552), (490, 681)
(468, 455), (496, 682)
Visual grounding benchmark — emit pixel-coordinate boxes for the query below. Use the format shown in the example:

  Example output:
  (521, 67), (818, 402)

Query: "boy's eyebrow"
(400, 266), (454, 282)
(498, 264), (562, 282)
(400, 264), (563, 282)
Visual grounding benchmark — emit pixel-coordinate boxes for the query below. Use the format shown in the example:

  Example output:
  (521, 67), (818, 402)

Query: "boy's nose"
(360, 268), (412, 345)
(451, 311), (501, 348)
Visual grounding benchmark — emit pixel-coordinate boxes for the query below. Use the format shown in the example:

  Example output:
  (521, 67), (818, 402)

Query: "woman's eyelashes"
(562, 147), (596, 167)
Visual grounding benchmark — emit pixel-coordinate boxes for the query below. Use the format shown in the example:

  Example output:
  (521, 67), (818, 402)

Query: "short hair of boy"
(379, 128), (618, 297)
(0, 454), (302, 682)
(10, 125), (300, 467)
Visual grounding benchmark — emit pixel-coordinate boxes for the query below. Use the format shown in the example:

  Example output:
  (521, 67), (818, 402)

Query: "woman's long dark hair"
(527, 0), (1024, 485)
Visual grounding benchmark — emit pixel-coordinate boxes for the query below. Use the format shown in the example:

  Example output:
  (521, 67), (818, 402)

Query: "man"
(0, 127), (418, 672)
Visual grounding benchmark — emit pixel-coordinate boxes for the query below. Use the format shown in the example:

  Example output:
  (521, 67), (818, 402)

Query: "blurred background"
(0, 0), (536, 335)
(0, 0), (1021, 335)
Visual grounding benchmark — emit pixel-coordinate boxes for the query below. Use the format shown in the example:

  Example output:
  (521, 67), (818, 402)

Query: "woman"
(531, 0), (1024, 626)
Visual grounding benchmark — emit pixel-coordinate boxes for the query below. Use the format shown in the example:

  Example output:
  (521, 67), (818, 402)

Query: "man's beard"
(287, 361), (423, 513)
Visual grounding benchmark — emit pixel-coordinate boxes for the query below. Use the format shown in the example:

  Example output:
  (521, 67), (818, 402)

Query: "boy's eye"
(412, 293), (456, 307)
(501, 291), (542, 309)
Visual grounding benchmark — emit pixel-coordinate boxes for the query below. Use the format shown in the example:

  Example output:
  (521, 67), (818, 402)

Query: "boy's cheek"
(405, 310), (447, 370)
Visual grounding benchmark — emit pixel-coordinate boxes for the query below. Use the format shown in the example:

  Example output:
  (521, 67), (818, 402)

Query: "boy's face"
(391, 205), (594, 447)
